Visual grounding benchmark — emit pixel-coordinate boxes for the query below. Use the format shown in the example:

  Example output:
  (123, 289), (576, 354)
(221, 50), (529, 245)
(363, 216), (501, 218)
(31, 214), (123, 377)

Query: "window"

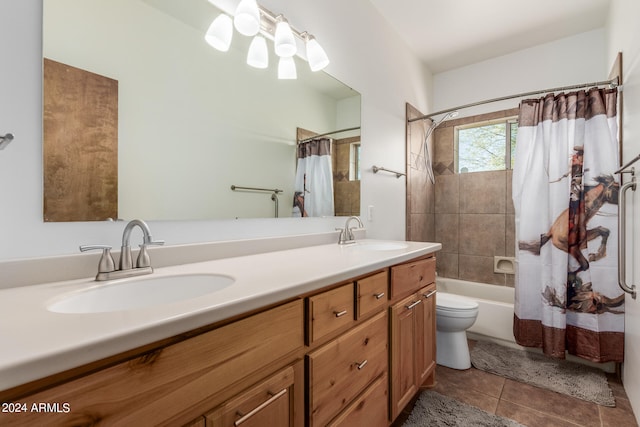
(349, 142), (361, 181)
(455, 118), (518, 173)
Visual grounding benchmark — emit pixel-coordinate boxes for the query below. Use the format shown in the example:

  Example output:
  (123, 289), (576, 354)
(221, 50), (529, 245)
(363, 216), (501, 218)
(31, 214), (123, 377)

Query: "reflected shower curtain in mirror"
(512, 88), (624, 362)
(292, 138), (334, 217)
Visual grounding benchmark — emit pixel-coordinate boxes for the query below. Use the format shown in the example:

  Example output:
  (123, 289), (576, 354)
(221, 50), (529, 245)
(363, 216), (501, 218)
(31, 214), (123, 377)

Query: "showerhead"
(427, 110), (459, 132)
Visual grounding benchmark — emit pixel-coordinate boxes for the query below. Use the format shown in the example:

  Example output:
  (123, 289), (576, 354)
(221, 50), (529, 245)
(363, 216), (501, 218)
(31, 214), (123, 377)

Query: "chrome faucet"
(80, 219), (164, 281)
(337, 216), (364, 245)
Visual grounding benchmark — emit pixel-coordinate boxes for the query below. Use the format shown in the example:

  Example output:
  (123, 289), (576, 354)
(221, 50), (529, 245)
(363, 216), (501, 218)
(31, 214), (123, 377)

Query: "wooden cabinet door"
(389, 293), (421, 420)
(417, 284), (437, 387)
(208, 365), (296, 427)
(326, 374), (388, 427)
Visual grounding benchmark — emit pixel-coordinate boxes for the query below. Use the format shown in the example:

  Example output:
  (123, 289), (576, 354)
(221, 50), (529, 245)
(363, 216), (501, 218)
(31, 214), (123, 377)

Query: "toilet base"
(436, 330), (471, 370)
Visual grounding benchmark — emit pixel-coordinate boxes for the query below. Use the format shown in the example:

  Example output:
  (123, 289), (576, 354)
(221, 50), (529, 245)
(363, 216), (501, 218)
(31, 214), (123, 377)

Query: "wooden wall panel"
(43, 58), (118, 222)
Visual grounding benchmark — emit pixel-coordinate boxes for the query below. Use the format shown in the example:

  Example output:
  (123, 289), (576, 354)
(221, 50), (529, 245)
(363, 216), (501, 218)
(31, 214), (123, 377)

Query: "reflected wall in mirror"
(43, 0), (361, 221)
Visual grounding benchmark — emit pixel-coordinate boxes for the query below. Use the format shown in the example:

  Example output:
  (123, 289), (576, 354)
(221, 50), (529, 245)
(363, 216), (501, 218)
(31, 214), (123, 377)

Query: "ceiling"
(368, 0), (612, 74)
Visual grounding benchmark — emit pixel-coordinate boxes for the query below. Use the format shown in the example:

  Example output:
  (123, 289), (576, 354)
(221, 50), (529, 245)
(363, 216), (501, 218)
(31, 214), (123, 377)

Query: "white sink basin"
(352, 241), (409, 251)
(47, 274), (235, 314)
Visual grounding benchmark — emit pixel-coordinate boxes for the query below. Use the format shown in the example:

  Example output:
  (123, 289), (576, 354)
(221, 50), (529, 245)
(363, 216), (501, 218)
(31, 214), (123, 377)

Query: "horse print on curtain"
(512, 88), (624, 363)
(292, 138), (334, 217)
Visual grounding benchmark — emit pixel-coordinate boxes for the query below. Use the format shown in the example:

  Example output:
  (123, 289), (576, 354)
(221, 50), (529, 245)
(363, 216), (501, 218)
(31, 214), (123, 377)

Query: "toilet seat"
(436, 292), (479, 311)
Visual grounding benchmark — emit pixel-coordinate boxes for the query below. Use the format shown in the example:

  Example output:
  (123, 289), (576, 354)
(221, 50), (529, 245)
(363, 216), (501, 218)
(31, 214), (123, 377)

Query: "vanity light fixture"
(205, 14), (233, 52)
(274, 16), (297, 58)
(278, 56), (297, 79)
(233, 0), (261, 36)
(303, 33), (330, 72)
(205, 1), (330, 76)
(247, 35), (269, 69)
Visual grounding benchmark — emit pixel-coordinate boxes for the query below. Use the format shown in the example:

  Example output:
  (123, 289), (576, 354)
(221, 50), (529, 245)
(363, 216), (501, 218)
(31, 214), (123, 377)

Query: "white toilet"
(436, 292), (479, 370)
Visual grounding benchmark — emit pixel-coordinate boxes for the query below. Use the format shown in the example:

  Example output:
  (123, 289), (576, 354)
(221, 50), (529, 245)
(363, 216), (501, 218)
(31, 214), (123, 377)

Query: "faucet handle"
(80, 245), (116, 273)
(136, 240), (164, 268)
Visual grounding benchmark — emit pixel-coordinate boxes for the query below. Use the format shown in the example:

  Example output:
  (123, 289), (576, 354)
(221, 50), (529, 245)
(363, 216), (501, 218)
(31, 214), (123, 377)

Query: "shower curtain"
(512, 88), (624, 362)
(292, 138), (334, 217)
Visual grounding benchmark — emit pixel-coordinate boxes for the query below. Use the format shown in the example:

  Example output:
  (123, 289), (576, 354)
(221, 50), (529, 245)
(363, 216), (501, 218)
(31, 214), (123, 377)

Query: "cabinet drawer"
(356, 270), (388, 319)
(307, 311), (388, 427)
(207, 365), (295, 427)
(307, 283), (355, 344)
(0, 300), (304, 427)
(327, 374), (388, 427)
(390, 256), (435, 299)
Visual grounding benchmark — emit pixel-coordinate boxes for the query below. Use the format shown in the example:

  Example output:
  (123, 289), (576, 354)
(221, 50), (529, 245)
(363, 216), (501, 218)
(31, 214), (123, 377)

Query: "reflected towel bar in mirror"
(230, 185), (283, 193)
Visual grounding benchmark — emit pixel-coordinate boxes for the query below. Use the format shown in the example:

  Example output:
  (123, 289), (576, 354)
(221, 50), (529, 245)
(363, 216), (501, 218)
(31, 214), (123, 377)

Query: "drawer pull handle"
(405, 300), (422, 310)
(235, 388), (288, 426)
(374, 292), (385, 300)
(356, 360), (368, 370)
(334, 310), (348, 318)
(424, 290), (437, 299)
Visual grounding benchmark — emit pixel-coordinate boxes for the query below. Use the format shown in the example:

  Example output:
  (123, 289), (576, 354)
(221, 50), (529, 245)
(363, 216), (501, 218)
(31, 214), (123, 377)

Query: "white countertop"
(0, 239), (440, 392)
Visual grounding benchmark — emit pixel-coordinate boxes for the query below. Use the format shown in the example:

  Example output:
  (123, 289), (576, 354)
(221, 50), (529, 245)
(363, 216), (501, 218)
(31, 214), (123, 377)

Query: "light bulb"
(274, 17), (296, 57)
(247, 35), (268, 69)
(205, 14), (233, 52)
(305, 36), (329, 71)
(278, 57), (297, 79)
(234, 0), (261, 36)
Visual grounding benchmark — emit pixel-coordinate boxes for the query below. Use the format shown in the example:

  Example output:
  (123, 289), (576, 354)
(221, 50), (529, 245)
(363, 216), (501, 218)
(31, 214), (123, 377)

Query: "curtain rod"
(298, 126), (361, 143)
(408, 77), (619, 123)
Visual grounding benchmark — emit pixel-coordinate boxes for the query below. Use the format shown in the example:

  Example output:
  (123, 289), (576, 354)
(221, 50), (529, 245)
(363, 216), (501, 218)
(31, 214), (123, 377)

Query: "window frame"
(454, 116), (518, 173)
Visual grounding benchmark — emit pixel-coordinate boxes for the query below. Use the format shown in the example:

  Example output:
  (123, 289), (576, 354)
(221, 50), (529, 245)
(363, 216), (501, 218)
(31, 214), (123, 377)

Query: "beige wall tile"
(460, 170), (507, 214)
(435, 174), (459, 214)
(459, 214), (506, 256)
(459, 255), (506, 285)
(409, 213), (434, 242)
(431, 125), (455, 174)
(410, 170), (430, 214)
(435, 252), (458, 278)
(435, 213), (459, 253)
(505, 214), (515, 257)
(506, 169), (514, 214)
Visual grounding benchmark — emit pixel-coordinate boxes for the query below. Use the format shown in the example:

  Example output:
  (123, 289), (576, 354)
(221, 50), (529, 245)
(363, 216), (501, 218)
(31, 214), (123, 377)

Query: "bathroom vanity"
(0, 239), (439, 426)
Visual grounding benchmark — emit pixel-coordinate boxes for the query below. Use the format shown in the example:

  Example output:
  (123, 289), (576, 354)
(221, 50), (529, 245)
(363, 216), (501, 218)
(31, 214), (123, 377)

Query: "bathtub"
(436, 277), (516, 346)
(436, 277), (616, 372)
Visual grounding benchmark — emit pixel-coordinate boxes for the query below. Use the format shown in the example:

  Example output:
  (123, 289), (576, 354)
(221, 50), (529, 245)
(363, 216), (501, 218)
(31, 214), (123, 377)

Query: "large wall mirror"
(43, 0), (361, 221)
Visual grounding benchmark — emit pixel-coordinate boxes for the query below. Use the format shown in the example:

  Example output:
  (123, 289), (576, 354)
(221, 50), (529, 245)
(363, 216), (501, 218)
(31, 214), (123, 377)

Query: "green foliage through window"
(455, 118), (518, 173)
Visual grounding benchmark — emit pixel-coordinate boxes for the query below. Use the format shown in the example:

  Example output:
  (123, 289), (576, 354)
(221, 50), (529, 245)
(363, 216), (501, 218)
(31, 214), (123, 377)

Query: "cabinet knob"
(374, 292), (385, 300)
(356, 360), (368, 370)
(334, 309), (348, 318)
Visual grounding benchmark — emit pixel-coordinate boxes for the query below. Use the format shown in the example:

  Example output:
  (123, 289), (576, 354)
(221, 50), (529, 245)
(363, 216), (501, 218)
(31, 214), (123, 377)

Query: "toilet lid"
(436, 292), (479, 310)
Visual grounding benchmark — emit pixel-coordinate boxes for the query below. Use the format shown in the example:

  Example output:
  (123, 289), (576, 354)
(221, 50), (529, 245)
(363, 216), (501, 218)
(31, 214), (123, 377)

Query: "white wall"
(607, 0), (640, 420)
(433, 29), (607, 118)
(0, 0), (431, 260)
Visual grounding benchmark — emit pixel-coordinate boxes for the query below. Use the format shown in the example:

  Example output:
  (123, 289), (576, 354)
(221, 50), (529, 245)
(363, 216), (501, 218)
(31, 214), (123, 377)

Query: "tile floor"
(395, 343), (638, 427)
